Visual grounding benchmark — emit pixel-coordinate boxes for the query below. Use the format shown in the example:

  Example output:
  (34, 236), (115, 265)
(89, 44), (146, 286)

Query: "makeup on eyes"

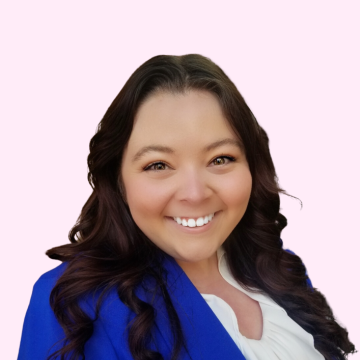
(143, 155), (237, 172)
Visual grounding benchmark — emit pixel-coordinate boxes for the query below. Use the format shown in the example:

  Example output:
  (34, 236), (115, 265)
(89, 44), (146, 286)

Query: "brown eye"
(154, 163), (166, 170)
(144, 162), (169, 171)
(213, 157), (226, 165)
(211, 156), (236, 166)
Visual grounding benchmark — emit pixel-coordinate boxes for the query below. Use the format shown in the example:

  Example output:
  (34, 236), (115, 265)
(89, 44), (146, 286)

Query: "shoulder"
(38, 261), (68, 281)
(18, 262), (69, 359)
(283, 247), (314, 289)
(28, 262), (69, 306)
(35, 262), (68, 285)
(30, 261), (68, 300)
(19, 261), (136, 359)
(24, 261), (69, 315)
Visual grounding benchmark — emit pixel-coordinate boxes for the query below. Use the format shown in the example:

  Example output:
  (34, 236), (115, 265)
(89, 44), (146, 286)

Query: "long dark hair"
(46, 54), (356, 360)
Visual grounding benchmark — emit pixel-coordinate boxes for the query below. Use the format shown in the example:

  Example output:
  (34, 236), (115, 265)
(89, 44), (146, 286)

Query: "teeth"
(172, 213), (215, 228)
(196, 218), (204, 226)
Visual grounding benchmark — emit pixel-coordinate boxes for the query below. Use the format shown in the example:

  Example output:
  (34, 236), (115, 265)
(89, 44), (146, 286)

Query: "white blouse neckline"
(200, 246), (325, 360)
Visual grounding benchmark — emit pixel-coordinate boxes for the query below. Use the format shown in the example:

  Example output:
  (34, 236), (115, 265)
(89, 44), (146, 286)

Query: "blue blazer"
(18, 249), (312, 360)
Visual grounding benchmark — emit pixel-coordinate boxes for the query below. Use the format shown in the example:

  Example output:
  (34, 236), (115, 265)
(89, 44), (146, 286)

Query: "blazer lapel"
(151, 255), (247, 360)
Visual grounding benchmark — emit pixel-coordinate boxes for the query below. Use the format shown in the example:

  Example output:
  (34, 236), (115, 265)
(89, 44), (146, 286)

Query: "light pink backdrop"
(1, 1), (359, 358)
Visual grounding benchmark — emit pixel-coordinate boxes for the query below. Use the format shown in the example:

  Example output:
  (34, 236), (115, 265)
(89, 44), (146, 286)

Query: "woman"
(18, 54), (356, 360)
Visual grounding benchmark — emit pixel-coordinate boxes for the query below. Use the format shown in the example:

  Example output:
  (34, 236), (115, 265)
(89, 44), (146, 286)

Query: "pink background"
(1, 1), (359, 358)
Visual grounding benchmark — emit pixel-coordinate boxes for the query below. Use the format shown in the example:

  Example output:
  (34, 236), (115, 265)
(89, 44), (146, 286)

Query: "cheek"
(219, 170), (252, 210)
(125, 178), (172, 220)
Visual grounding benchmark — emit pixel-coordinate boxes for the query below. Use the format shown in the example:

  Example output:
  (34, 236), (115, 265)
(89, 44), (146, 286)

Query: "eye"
(144, 161), (169, 171)
(210, 156), (236, 166)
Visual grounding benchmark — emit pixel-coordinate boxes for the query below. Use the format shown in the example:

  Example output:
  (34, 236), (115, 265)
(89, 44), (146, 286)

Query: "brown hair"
(46, 54), (356, 360)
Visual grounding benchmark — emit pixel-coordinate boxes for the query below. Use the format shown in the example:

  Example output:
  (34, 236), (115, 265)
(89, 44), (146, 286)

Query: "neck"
(175, 251), (222, 292)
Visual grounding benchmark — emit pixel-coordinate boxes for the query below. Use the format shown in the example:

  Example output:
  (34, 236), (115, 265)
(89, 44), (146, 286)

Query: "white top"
(201, 247), (325, 360)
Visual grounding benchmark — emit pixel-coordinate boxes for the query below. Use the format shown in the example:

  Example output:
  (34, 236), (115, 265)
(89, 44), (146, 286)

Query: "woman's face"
(121, 90), (252, 267)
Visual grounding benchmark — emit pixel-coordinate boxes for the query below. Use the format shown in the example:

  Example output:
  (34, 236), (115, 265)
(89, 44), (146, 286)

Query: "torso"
(200, 275), (263, 340)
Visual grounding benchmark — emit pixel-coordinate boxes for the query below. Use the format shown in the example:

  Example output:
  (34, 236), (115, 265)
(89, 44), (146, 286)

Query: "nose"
(175, 167), (212, 204)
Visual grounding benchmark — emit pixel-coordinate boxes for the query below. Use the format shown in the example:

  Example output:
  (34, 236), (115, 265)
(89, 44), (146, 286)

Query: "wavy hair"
(46, 54), (356, 360)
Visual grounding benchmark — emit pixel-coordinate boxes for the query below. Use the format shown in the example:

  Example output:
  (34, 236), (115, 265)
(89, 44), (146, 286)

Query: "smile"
(172, 213), (215, 228)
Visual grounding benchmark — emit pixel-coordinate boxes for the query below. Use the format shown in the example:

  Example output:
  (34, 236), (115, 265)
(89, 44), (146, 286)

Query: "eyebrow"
(132, 138), (243, 162)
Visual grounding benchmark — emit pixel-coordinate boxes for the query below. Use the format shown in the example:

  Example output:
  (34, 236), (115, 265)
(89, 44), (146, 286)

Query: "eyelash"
(143, 155), (236, 171)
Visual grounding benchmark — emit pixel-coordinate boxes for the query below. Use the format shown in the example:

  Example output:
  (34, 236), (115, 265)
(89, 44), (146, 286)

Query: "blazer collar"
(153, 253), (247, 360)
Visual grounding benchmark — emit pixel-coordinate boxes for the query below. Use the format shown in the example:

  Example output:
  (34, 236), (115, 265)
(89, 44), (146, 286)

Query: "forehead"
(128, 90), (239, 149)
(135, 90), (223, 124)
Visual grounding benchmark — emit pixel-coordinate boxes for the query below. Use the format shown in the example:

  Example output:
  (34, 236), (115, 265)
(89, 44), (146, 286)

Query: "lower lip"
(165, 212), (219, 234)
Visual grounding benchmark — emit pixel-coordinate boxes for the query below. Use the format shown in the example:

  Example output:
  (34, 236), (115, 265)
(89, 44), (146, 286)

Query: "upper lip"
(168, 212), (217, 219)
